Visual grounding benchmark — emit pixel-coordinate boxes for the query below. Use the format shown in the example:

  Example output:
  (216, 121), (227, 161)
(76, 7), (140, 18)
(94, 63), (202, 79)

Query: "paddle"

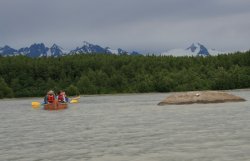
(31, 102), (45, 109)
(70, 99), (78, 103)
(69, 96), (80, 103)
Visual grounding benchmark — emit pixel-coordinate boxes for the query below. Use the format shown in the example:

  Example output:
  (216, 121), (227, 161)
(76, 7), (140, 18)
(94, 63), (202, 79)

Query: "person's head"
(47, 90), (54, 95)
(58, 90), (64, 95)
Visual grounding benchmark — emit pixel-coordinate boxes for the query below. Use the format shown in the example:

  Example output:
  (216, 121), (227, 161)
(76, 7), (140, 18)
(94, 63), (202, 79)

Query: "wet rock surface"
(158, 91), (246, 105)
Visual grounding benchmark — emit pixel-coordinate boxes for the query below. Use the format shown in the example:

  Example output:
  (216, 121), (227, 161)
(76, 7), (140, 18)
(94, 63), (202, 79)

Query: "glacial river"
(0, 90), (250, 161)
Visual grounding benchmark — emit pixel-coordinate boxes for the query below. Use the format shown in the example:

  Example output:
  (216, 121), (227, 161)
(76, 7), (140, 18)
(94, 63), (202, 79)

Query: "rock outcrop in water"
(158, 91), (246, 105)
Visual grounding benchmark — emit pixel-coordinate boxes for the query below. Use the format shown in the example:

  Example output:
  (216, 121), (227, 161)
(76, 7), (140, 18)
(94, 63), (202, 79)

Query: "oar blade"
(70, 99), (78, 103)
(31, 102), (41, 109)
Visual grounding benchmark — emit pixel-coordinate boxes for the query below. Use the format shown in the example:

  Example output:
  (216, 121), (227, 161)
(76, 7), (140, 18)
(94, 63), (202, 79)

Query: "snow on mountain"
(19, 43), (49, 57)
(117, 48), (128, 55)
(186, 43), (209, 56)
(0, 45), (18, 56)
(208, 49), (228, 56)
(0, 43), (68, 57)
(0, 41), (136, 57)
(18, 47), (30, 56)
(106, 47), (118, 54)
(48, 44), (68, 57)
(0, 42), (226, 57)
(19, 43), (64, 57)
(106, 48), (128, 55)
(70, 41), (134, 55)
(161, 43), (226, 56)
(70, 41), (109, 54)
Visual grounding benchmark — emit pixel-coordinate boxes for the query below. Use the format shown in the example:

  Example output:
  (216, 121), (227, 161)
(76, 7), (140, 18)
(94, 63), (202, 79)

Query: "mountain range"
(0, 41), (140, 58)
(0, 42), (226, 57)
(161, 43), (226, 56)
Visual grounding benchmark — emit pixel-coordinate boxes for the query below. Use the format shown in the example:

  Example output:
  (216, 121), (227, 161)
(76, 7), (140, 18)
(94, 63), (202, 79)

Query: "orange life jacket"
(47, 95), (55, 103)
(58, 94), (64, 102)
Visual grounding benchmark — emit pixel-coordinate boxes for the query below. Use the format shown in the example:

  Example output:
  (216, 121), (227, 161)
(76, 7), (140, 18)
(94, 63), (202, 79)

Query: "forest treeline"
(0, 51), (250, 98)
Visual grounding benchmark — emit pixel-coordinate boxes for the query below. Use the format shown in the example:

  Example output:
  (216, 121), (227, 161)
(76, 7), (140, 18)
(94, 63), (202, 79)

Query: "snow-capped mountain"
(70, 41), (134, 55)
(0, 45), (18, 56)
(186, 43), (209, 56)
(19, 43), (49, 57)
(117, 48), (128, 55)
(48, 44), (68, 57)
(0, 43), (68, 57)
(19, 43), (68, 57)
(105, 47), (128, 55)
(105, 47), (118, 54)
(0, 42), (227, 57)
(70, 41), (109, 54)
(161, 43), (226, 56)
(0, 42), (138, 57)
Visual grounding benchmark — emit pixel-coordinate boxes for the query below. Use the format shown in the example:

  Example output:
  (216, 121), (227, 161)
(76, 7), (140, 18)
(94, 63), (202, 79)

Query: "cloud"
(0, 0), (250, 52)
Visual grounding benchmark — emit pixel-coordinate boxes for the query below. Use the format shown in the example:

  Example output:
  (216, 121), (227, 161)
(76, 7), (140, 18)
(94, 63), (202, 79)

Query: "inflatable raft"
(44, 102), (68, 110)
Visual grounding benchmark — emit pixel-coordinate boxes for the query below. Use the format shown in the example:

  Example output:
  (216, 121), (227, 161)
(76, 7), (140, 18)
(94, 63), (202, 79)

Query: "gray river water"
(0, 90), (250, 161)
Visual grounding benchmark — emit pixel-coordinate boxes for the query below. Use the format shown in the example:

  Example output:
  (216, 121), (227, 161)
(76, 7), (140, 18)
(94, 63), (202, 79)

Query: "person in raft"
(44, 90), (56, 104)
(57, 90), (69, 103)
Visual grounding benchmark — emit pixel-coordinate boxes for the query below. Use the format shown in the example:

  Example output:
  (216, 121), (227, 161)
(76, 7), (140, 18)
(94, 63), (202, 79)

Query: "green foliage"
(77, 75), (97, 94)
(65, 84), (80, 96)
(0, 51), (249, 98)
(0, 77), (14, 98)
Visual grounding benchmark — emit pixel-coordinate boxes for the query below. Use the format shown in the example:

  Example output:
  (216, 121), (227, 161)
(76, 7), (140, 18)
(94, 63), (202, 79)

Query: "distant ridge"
(161, 43), (226, 56)
(0, 42), (231, 57)
(0, 41), (141, 57)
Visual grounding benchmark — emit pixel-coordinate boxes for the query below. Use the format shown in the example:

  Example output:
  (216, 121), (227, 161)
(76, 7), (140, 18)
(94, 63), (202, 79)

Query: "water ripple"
(0, 91), (250, 161)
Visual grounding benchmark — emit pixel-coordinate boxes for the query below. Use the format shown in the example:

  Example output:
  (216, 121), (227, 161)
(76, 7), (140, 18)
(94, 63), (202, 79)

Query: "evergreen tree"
(0, 51), (249, 98)
(65, 84), (80, 96)
(0, 77), (14, 98)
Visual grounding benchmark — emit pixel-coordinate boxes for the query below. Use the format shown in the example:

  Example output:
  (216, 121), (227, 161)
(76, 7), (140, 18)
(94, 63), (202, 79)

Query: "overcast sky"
(0, 0), (250, 53)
